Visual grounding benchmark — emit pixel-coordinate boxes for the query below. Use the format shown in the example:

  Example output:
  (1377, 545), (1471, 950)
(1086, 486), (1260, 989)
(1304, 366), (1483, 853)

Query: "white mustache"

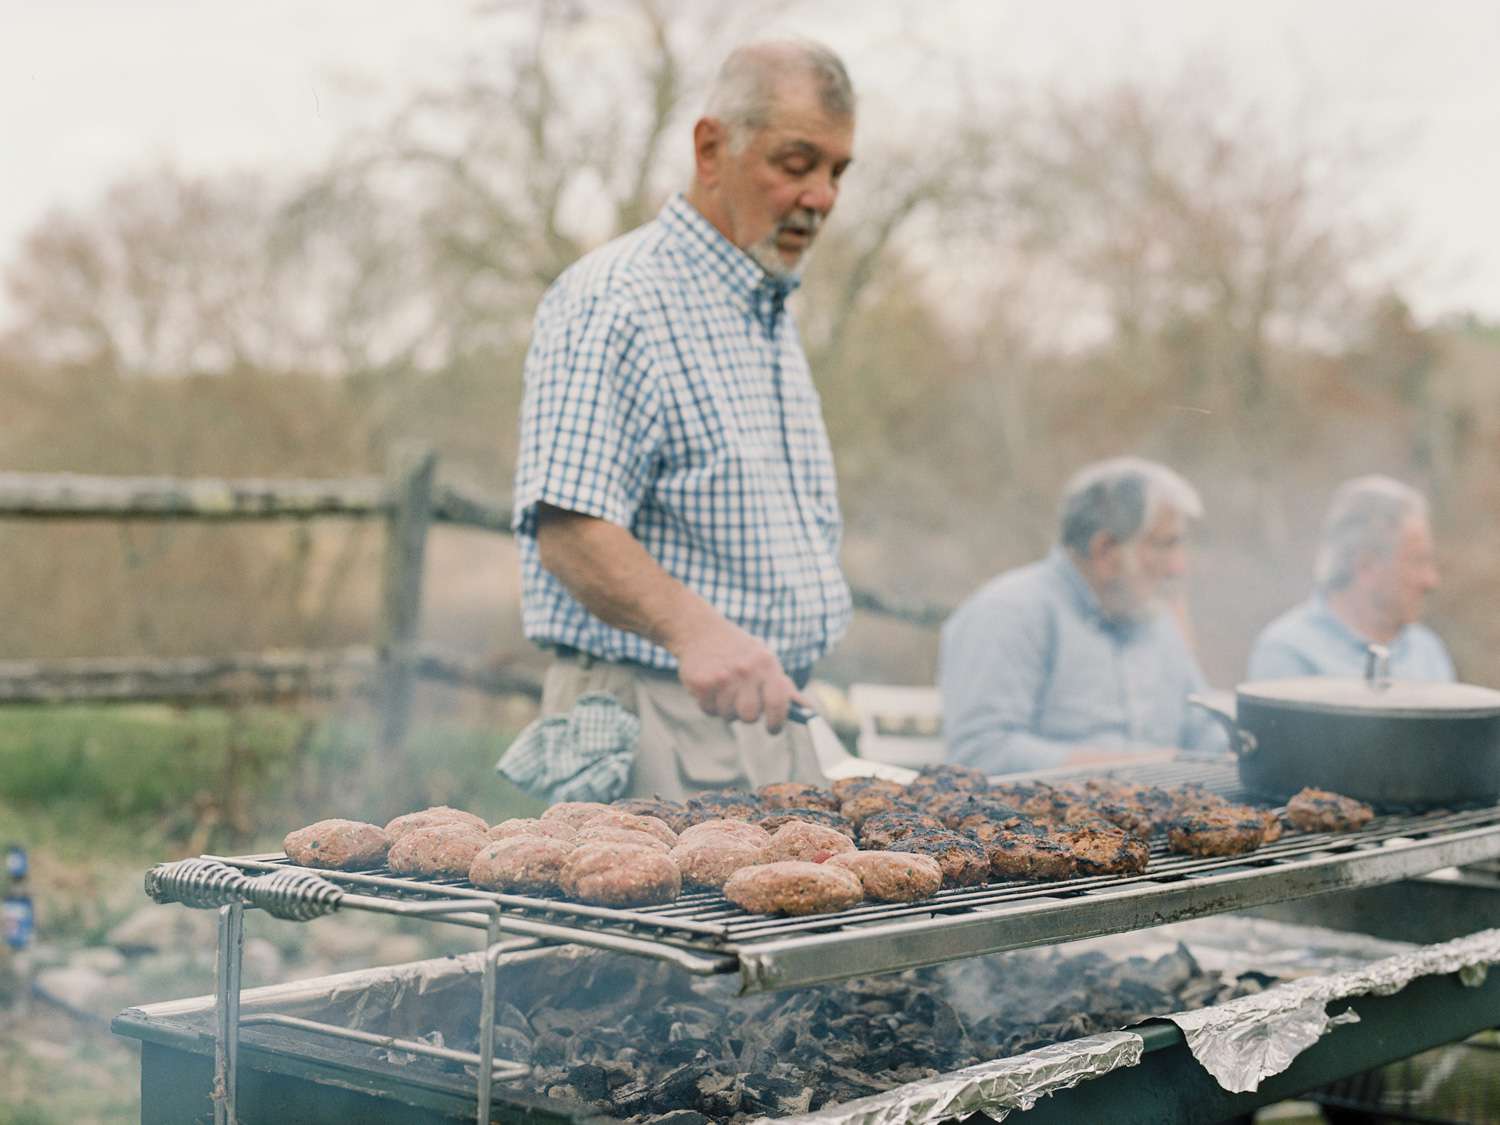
(777, 209), (821, 239)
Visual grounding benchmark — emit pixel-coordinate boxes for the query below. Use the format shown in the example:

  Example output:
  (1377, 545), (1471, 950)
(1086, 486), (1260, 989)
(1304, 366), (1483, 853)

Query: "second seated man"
(939, 457), (1225, 776)
(1248, 475), (1453, 682)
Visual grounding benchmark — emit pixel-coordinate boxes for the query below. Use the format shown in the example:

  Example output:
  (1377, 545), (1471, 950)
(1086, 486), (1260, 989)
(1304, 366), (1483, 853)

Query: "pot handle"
(1365, 644), (1392, 691)
(1187, 691), (1258, 758)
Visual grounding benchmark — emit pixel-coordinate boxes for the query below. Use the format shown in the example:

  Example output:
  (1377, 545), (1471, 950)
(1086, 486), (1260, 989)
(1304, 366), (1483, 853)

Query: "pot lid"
(1238, 677), (1500, 717)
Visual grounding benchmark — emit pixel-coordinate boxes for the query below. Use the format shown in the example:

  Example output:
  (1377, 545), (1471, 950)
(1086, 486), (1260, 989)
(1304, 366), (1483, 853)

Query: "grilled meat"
(888, 829), (991, 887)
(684, 790), (763, 824)
(830, 776), (908, 802)
(991, 782), (1077, 824)
(1287, 788), (1374, 833)
(559, 842), (681, 907)
(840, 793), (924, 829)
(931, 794), (1027, 830)
(756, 782), (842, 812)
(1166, 806), (1268, 857)
(723, 860), (864, 916)
(283, 819), (389, 870)
(986, 828), (1079, 881)
(1056, 824), (1150, 876)
(609, 797), (692, 833)
(760, 820), (858, 864)
(914, 763), (989, 790)
(826, 850), (943, 902)
(857, 810), (944, 851)
(756, 807), (856, 839)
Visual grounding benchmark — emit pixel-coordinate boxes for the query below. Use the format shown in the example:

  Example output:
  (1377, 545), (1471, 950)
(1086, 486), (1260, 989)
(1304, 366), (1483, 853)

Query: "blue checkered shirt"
(513, 193), (852, 674)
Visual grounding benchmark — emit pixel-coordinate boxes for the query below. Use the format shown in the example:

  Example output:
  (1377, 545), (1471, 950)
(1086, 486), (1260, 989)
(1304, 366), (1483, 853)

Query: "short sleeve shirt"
(513, 194), (851, 674)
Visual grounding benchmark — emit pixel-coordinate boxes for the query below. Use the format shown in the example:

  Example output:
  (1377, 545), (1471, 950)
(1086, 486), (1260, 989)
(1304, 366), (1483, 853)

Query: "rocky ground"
(1, 889), (477, 1124)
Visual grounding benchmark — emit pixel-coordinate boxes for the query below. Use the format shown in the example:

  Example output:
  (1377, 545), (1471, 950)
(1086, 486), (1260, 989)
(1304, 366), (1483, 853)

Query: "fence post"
(376, 446), (437, 774)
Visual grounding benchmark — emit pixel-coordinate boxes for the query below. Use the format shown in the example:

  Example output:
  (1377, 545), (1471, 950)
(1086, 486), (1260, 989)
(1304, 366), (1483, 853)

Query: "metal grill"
(182, 760), (1500, 994)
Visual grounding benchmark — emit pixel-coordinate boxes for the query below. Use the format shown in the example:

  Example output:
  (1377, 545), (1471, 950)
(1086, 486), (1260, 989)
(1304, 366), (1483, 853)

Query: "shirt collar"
(1309, 593), (1412, 657)
(1048, 547), (1149, 638)
(659, 193), (800, 328)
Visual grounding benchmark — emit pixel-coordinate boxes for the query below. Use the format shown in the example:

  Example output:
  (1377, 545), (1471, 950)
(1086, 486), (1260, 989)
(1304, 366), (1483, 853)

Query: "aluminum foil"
(767, 1029), (1145, 1125)
(1163, 925), (1500, 1093)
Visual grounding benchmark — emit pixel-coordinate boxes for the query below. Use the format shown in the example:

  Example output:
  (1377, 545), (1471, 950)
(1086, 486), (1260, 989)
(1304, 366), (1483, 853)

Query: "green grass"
(0, 703), (540, 948)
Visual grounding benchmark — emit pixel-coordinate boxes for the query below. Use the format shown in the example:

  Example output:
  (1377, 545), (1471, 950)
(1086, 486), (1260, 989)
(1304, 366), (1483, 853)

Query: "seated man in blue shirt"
(939, 457), (1224, 775)
(1248, 475), (1453, 681)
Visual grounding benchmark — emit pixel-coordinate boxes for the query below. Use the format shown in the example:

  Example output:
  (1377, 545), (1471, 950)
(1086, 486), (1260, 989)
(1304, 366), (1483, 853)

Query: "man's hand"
(668, 615), (799, 733)
(534, 506), (800, 732)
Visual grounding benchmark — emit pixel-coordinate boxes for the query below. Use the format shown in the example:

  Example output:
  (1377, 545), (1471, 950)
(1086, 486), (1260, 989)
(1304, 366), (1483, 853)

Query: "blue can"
(2, 893), (34, 950)
(4, 845), (25, 881)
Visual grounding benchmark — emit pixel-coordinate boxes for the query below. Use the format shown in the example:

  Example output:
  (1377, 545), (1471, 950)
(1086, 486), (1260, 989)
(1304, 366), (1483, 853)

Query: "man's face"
(699, 76), (854, 277)
(1365, 515), (1440, 629)
(1101, 506), (1190, 620)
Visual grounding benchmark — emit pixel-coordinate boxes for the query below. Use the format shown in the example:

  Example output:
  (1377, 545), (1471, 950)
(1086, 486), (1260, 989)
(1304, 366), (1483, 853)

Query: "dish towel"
(496, 691), (639, 805)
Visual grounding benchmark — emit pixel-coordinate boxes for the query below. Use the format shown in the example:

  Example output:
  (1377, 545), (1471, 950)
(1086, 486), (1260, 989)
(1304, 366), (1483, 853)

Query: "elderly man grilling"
(1248, 475), (1453, 681)
(511, 40), (856, 799)
(939, 457), (1226, 775)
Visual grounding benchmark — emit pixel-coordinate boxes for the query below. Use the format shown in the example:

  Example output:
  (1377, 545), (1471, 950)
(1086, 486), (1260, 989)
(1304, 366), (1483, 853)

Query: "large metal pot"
(1192, 647), (1500, 809)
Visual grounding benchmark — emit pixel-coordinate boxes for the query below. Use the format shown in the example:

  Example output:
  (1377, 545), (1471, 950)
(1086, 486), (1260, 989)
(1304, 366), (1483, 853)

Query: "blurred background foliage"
(1, 0), (1497, 697)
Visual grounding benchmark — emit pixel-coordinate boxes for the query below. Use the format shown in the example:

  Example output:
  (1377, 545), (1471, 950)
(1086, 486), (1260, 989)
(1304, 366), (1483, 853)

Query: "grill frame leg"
(214, 901), (245, 1125)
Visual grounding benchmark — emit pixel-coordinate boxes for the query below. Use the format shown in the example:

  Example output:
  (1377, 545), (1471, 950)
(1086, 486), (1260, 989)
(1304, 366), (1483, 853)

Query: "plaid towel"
(496, 692), (639, 804)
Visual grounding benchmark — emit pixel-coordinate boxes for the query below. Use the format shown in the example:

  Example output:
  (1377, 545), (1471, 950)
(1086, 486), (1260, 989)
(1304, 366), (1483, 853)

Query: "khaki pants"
(540, 654), (825, 801)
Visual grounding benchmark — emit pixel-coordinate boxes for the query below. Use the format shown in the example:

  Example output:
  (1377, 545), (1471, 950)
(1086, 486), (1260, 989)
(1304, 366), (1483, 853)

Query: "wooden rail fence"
(0, 457), (949, 760)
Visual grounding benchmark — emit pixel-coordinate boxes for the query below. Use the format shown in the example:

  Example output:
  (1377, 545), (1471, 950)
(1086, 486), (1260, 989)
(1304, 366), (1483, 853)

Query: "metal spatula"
(787, 701), (917, 783)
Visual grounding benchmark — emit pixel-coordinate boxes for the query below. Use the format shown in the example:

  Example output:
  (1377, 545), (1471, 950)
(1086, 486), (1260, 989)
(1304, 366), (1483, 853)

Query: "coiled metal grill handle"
(242, 869), (343, 921)
(144, 858), (248, 909)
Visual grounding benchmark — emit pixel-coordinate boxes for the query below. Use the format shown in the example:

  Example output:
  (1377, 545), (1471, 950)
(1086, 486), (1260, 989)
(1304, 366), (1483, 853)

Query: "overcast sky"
(2, 0), (1497, 322)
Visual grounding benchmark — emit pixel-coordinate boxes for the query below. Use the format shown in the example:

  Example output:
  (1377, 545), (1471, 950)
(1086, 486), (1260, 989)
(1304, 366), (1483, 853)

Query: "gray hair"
(703, 39), (855, 152)
(1059, 457), (1204, 555)
(1314, 475), (1428, 592)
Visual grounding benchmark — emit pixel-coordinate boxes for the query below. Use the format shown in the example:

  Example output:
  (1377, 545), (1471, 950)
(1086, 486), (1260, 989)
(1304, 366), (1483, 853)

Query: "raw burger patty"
(560, 842), (681, 907)
(384, 806), (488, 842)
(468, 836), (576, 893)
(677, 820), (772, 849)
(488, 818), (577, 843)
(539, 801), (612, 828)
(283, 819), (389, 870)
(760, 820), (857, 864)
(826, 850), (942, 902)
(670, 839), (766, 891)
(575, 809), (678, 847)
(723, 861), (864, 916)
(387, 824), (489, 878)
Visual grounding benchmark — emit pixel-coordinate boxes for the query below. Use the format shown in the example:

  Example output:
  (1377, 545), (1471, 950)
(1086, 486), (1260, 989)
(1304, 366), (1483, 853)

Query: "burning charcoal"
(1137, 942), (1200, 995)
(568, 1063), (612, 1102)
(489, 1001), (533, 1065)
(739, 1070), (816, 1117)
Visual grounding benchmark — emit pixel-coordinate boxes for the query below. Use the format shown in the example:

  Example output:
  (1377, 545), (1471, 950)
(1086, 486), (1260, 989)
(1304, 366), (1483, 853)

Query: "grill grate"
(203, 760), (1500, 992)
